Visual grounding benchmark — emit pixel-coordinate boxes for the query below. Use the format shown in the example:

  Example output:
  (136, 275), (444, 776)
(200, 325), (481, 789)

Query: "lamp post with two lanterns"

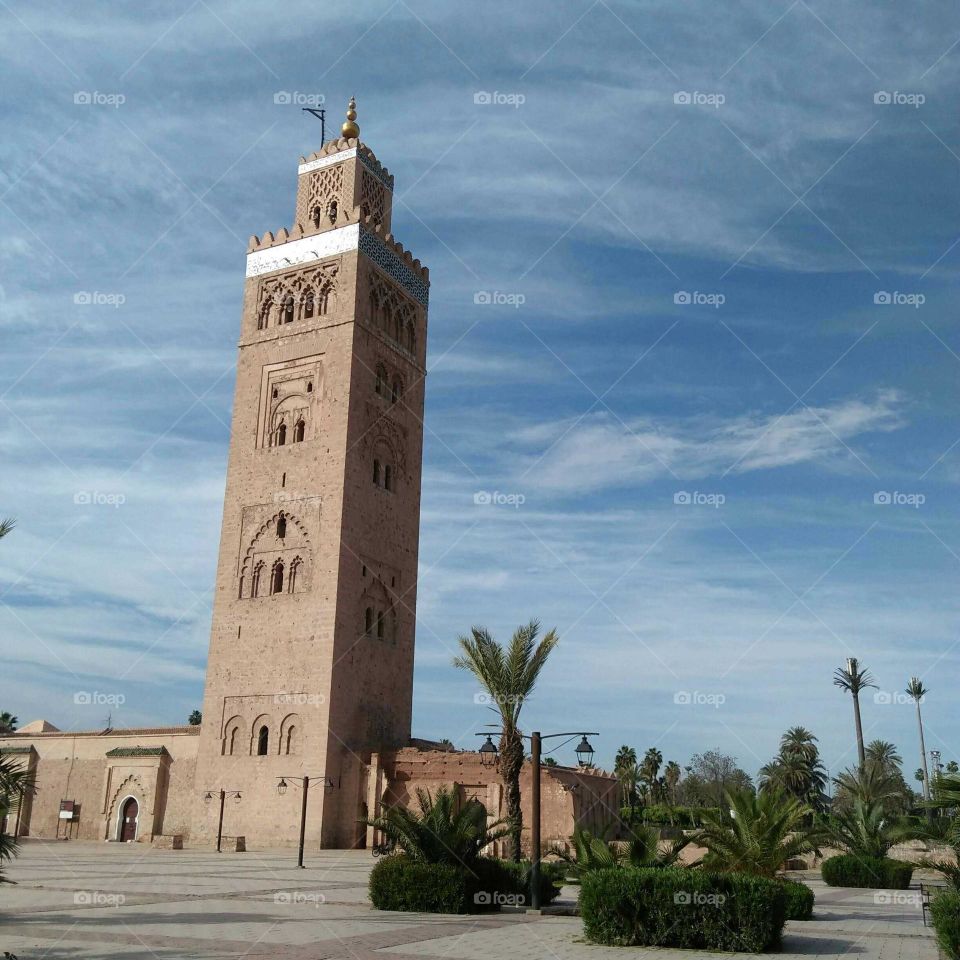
(202, 789), (242, 853)
(276, 775), (338, 868)
(477, 729), (597, 910)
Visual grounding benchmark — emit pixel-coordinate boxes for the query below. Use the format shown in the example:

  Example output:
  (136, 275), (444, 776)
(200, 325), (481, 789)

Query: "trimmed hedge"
(581, 867), (787, 951)
(780, 879), (814, 920)
(930, 890), (960, 960)
(368, 855), (562, 913)
(821, 855), (913, 890)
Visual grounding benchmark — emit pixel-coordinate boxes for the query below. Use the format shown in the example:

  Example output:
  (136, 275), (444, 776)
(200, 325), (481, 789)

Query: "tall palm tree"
(865, 740), (902, 770)
(906, 678), (931, 804)
(454, 619), (559, 860)
(833, 657), (876, 770)
(663, 760), (682, 805)
(614, 746), (639, 815)
(640, 748), (663, 804)
(759, 727), (828, 812)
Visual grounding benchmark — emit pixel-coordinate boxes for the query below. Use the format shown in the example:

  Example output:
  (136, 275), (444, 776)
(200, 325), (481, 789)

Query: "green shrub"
(623, 805), (719, 828)
(780, 879), (814, 920)
(821, 854), (913, 890)
(369, 856), (473, 913)
(931, 890), (960, 960)
(369, 855), (562, 913)
(580, 867), (787, 951)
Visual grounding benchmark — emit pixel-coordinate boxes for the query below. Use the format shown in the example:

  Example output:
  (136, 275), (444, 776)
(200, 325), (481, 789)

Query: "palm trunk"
(500, 729), (524, 862)
(916, 699), (931, 805)
(853, 693), (866, 770)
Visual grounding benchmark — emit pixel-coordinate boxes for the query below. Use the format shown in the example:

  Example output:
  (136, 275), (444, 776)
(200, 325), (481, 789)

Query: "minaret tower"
(193, 100), (429, 848)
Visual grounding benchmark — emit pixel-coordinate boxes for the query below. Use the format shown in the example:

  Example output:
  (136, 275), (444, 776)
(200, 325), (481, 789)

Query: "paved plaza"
(0, 841), (940, 960)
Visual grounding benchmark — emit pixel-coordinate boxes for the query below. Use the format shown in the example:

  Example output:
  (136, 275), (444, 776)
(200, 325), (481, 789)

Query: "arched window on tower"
(251, 562), (264, 598)
(257, 725), (269, 756)
(303, 291), (314, 319)
(285, 726), (297, 755)
(276, 514), (286, 539)
(364, 606), (373, 636)
(288, 557), (301, 594)
(372, 459), (381, 486)
(275, 422), (287, 446)
(391, 377), (403, 404)
(375, 365), (386, 397)
(312, 206), (322, 229)
(293, 419), (305, 443)
(283, 295), (295, 324)
(384, 464), (393, 492)
(407, 324), (416, 353)
(271, 560), (284, 595)
(327, 199), (338, 224)
(376, 610), (385, 641)
(228, 727), (237, 755)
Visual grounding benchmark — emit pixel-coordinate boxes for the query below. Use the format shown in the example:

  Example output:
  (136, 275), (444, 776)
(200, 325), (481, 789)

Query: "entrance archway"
(118, 796), (139, 842)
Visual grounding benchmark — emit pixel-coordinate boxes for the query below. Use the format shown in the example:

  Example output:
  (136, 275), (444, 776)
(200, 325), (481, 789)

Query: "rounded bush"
(821, 855), (913, 890)
(580, 866), (787, 951)
(780, 878), (814, 920)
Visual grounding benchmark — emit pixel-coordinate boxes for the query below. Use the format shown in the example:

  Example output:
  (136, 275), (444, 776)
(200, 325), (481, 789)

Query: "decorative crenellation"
(247, 220), (429, 307)
(298, 140), (395, 191)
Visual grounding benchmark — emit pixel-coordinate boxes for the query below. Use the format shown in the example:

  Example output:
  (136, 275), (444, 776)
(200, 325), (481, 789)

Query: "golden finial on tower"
(341, 96), (359, 139)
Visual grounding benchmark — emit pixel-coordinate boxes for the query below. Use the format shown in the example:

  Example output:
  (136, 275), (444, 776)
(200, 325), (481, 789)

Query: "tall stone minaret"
(193, 99), (429, 848)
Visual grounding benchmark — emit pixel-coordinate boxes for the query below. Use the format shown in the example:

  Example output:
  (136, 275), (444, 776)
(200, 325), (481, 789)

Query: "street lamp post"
(276, 775), (337, 868)
(203, 789), (242, 852)
(477, 729), (596, 911)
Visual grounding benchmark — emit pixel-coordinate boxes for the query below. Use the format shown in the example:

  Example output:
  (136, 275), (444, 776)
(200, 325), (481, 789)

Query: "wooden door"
(120, 797), (138, 841)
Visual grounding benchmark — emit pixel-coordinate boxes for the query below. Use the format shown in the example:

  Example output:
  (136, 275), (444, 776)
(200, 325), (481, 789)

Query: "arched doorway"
(118, 796), (139, 841)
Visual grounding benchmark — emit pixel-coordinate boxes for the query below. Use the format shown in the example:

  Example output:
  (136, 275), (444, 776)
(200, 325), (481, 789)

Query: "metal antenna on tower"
(302, 107), (326, 144)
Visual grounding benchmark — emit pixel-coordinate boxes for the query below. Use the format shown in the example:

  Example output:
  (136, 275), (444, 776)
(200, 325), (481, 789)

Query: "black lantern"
(234, 792), (242, 803)
(277, 778), (288, 796)
(204, 791), (213, 804)
(479, 735), (498, 767)
(575, 736), (595, 768)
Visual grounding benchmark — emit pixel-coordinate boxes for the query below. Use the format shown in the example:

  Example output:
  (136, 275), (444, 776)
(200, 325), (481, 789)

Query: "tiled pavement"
(0, 841), (940, 959)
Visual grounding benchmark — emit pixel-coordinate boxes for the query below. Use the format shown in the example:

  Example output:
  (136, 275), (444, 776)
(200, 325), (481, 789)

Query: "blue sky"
(1, 0), (958, 780)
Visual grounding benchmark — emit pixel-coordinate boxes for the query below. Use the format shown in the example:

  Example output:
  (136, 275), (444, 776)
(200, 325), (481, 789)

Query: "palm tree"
(553, 823), (692, 879)
(454, 620), (559, 860)
(0, 754), (35, 883)
(822, 797), (906, 860)
(759, 727), (828, 812)
(663, 760), (682, 805)
(695, 789), (816, 878)
(640, 748), (663, 804)
(0, 714), (18, 735)
(0, 519), (14, 541)
(833, 657), (876, 770)
(906, 678), (931, 804)
(865, 740), (902, 770)
(614, 745), (638, 811)
(362, 785), (512, 866)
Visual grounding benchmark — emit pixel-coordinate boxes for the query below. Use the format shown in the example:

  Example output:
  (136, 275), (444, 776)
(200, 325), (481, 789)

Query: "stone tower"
(193, 100), (429, 848)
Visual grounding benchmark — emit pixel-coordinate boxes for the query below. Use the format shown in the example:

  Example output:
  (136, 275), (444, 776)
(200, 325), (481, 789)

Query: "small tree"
(454, 620), (559, 860)
(187, 710), (202, 726)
